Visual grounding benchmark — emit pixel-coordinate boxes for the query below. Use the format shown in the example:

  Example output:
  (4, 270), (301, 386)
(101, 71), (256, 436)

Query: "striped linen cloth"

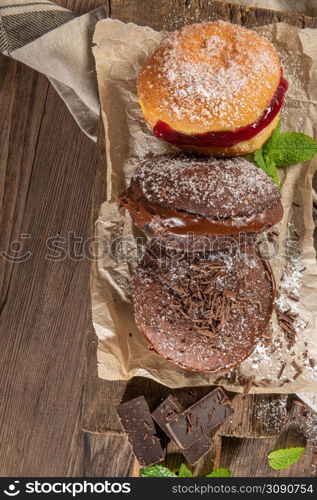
(0, 0), (106, 140)
(0, 0), (77, 55)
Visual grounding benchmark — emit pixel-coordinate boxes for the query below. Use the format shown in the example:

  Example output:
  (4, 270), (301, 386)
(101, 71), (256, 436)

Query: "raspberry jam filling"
(153, 75), (288, 148)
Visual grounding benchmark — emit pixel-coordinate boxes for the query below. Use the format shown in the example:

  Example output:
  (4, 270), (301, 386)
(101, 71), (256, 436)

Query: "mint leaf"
(268, 447), (305, 470)
(266, 132), (317, 167)
(263, 155), (280, 187)
(206, 468), (231, 477)
(252, 148), (280, 186)
(178, 464), (192, 477)
(254, 148), (266, 170)
(263, 119), (281, 154)
(140, 465), (177, 477)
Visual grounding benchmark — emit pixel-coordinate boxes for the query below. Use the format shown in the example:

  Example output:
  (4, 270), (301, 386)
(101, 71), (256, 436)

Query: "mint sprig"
(140, 463), (231, 477)
(178, 464), (193, 477)
(206, 468), (231, 477)
(246, 121), (317, 187)
(140, 465), (177, 477)
(254, 149), (280, 186)
(268, 447), (305, 470)
(265, 132), (317, 167)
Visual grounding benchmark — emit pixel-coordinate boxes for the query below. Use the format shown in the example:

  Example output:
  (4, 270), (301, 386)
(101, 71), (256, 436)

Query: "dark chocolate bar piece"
(182, 438), (213, 465)
(152, 395), (183, 434)
(152, 395), (213, 465)
(116, 396), (164, 467)
(166, 388), (234, 449)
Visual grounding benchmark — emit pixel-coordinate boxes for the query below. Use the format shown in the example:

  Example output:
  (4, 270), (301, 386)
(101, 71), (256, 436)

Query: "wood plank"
(217, 394), (288, 438)
(0, 62), (97, 475)
(109, 0), (317, 30)
(219, 398), (316, 477)
(0, 0), (112, 478)
(83, 433), (136, 477)
(0, 62), (49, 311)
(220, 436), (316, 477)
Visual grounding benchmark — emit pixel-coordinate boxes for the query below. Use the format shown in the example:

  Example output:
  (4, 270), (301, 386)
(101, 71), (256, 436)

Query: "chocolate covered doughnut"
(120, 154), (283, 251)
(132, 242), (275, 373)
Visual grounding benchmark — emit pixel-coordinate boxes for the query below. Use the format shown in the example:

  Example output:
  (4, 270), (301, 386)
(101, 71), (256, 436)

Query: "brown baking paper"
(91, 19), (317, 393)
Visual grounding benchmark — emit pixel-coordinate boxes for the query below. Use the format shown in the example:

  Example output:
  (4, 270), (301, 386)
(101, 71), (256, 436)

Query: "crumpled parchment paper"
(91, 18), (317, 394)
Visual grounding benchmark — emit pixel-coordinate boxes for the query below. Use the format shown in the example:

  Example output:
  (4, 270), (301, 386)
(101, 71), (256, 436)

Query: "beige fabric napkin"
(0, 0), (106, 141)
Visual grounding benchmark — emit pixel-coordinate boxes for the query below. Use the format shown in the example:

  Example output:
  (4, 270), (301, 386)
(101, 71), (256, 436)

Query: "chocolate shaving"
(292, 360), (303, 379)
(292, 360), (301, 372)
(224, 290), (236, 300)
(277, 362), (286, 379)
(276, 308), (298, 348)
(287, 294), (299, 302)
(292, 399), (306, 408)
(214, 376), (225, 384)
(259, 378), (272, 387)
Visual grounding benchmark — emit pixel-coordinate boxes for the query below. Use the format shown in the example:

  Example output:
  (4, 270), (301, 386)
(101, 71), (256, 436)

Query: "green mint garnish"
(262, 118), (281, 154)
(246, 120), (317, 187)
(265, 131), (317, 167)
(253, 148), (280, 186)
(178, 463), (193, 477)
(140, 463), (231, 477)
(206, 468), (231, 477)
(268, 447), (305, 470)
(140, 465), (177, 477)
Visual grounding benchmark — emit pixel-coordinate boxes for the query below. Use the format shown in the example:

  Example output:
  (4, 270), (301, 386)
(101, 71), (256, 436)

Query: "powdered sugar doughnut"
(137, 21), (287, 156)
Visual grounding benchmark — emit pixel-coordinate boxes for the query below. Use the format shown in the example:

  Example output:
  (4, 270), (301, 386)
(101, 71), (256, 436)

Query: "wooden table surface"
(0, 0), (316, 477)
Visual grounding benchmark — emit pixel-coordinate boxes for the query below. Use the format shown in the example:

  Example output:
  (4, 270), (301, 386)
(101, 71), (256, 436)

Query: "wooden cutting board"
(85, 0), (317, 477)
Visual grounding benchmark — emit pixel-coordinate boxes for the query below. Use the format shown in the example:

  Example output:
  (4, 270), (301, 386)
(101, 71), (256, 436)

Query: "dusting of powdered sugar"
(275, 256), (305, 318)
(133, 247), (274, 373)
(133, 155), (280, 217)
(139, 21), (281, 128)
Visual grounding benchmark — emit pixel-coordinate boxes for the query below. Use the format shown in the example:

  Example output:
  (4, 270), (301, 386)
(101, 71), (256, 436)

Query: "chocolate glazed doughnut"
(132, 242), (275, 373)
(120, 154), (283, 252)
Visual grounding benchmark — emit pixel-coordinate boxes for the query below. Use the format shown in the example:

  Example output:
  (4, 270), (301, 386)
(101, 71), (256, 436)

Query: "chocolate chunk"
(152, 395), (183, 432)
(116, 396), (164, 467)
(182, 438), (213, 465)
(152, 395), (213, 465)
(166, 388), (234, 449)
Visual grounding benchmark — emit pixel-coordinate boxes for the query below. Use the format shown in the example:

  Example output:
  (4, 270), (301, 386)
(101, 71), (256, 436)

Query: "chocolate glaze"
(120, 191), (284, 237)
(153, 74), (288, 148)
